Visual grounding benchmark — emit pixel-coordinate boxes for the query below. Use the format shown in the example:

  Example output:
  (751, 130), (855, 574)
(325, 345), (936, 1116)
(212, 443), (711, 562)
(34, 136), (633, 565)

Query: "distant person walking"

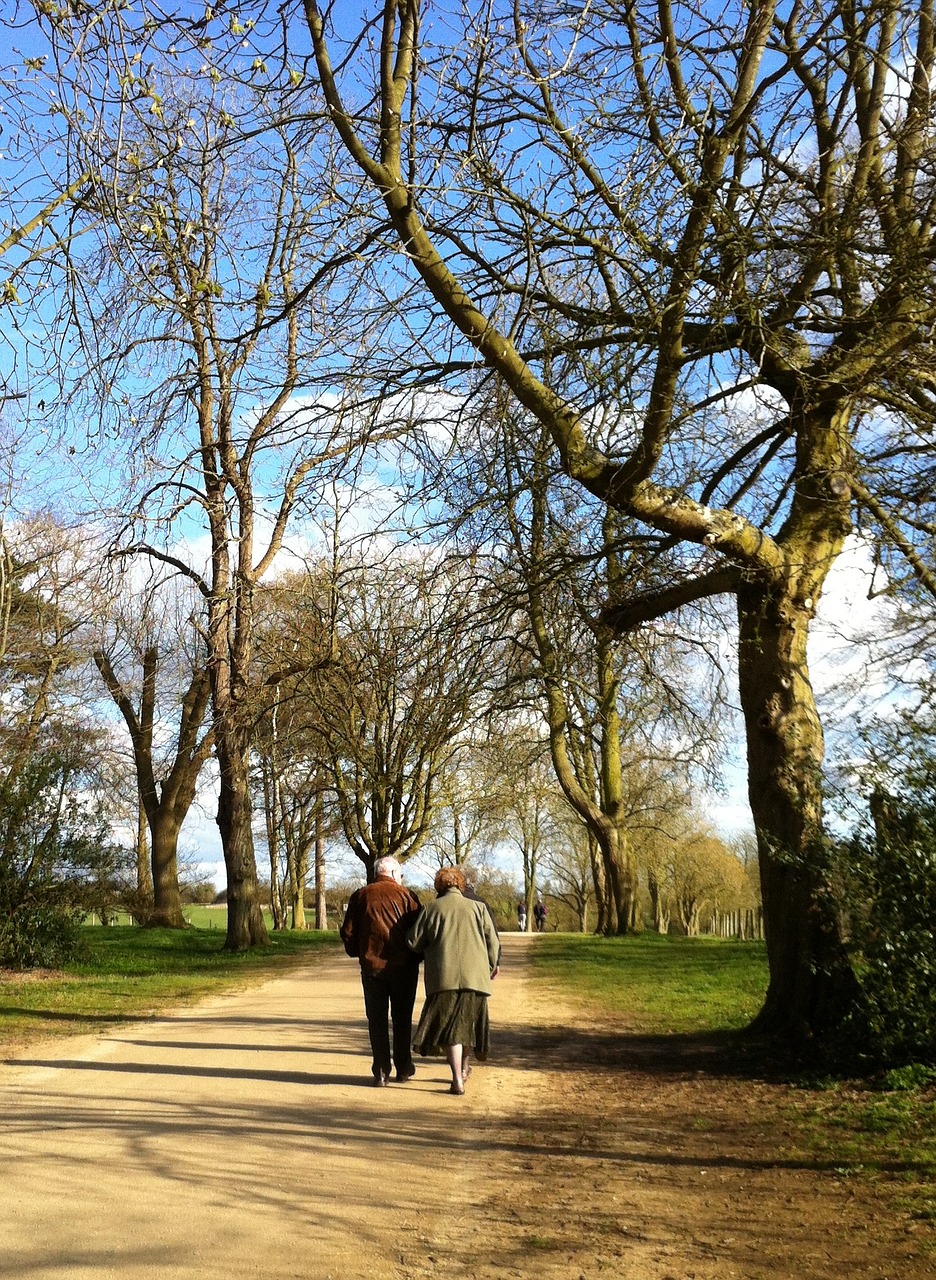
(340, 856), (421, 1087)
(407, 866), (501, 1095)
(533, 901), (547, 932)
(517, 902), (528, 932)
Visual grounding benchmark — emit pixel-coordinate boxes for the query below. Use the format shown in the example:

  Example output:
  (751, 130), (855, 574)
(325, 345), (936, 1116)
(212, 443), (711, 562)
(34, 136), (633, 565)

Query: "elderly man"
(340, 856), (422, 1086)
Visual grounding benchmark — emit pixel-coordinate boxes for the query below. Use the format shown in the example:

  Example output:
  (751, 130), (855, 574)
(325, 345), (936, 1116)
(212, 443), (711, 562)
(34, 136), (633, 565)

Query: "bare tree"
(92, 579), (213, 928)
(44, 70), (375, 948)
(483, 728), (567, 923)
(308, 551), (495, 879)
(301, 0), (936, 1044)
(252, 585), (339, 932)
(541, 807), (596, 933)
(488, 409), (722, 933)
(422, 739), (506, 871)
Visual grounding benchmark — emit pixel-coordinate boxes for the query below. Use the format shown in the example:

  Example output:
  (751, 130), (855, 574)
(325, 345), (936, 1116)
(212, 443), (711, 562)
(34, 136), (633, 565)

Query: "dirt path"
(0, 935), (930, 1279)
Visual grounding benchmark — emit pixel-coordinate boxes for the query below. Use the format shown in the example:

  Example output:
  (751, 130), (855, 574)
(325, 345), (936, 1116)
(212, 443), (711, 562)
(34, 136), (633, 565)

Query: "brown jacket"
(340, 876), (421, 977)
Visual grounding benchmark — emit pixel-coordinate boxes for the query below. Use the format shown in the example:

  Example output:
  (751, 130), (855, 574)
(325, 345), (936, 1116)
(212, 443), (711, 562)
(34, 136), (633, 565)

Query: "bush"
(841, 787), (936, 1067)
(0, 884), (85, 968)
(0, 741), (107, 968)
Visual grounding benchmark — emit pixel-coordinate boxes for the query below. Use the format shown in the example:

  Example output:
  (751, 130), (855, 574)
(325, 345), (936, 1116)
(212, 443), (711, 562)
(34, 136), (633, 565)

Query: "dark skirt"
(412, 989), (490, 1058)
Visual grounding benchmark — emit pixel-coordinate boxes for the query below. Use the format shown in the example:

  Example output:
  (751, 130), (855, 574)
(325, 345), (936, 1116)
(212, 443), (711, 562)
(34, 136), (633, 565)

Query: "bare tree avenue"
(301, 0), (936, 1045)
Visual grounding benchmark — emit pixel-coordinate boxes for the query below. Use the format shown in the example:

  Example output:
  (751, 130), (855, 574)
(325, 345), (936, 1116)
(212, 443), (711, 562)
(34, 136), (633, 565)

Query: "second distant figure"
(407, 866), (501, 1096)
(340, 856), (421, 1087)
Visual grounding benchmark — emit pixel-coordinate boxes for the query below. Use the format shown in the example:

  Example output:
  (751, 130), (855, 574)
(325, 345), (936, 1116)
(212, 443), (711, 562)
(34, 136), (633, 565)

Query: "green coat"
(407, 889), (501, 996)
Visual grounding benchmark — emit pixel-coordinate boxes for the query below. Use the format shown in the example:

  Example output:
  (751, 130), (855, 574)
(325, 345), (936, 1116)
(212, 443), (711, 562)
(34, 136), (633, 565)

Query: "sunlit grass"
(0, 924), (341, 1048)
(529, 931), (769, 1034)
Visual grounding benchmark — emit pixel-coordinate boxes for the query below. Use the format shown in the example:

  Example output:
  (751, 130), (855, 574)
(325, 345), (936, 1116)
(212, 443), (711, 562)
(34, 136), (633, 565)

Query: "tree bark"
(600, 827), (636, 937)
(589, 832), (613, 934)
(135, 795), (152, 901)
(217, 725), (269, 950)
(737, 583), (860, 1040)
(261, 754), (287, 931)
(149, 814), (186, 928)
(649, 868), (669, 935)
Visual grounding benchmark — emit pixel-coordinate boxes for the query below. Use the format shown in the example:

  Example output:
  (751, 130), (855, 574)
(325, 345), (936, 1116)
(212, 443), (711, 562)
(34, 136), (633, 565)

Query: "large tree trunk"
(261, 758), (288, 931)
(737, 584), (860, 1042)
(136, 796), (152, 900)
(588, 832), (613, 934)
(288, 835), (307, 930)
(595, 826), (635, 936)
(217, 726), (269, 951)
(149, 813), (187, 928)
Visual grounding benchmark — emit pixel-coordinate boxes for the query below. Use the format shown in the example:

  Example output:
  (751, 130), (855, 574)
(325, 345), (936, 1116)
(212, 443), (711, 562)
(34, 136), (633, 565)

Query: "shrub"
(0, 743), (106, 968)
(0, 883), (85, 968)
(841, 785), (936, 1067)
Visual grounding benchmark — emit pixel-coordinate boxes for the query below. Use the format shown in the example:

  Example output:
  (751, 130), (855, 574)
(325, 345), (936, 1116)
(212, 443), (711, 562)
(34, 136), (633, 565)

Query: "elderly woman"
(407, 866), (501, 1095)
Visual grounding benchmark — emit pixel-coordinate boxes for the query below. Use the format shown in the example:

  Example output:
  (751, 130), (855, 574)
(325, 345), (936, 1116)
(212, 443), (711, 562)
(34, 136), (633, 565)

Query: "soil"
(0, 934), (930, 1280)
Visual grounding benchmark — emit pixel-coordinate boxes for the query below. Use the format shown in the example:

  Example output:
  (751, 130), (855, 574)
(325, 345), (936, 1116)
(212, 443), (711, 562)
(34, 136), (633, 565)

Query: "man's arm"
(406, 902), (428, 955)
(339, 890), (361, 957)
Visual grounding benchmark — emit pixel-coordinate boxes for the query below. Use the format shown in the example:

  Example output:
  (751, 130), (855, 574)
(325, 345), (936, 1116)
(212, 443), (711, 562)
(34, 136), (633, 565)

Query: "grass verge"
(0, 924), (341, 1050)
(530, 931), (935, 1229)
(528, 931), (769, 1034)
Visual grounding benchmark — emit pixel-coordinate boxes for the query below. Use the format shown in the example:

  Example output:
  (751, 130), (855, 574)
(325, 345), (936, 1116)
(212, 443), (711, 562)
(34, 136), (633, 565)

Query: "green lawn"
(0, 924), (341, 1048)
(85, 905), (279, 929)
(529, 931), (770, 1034)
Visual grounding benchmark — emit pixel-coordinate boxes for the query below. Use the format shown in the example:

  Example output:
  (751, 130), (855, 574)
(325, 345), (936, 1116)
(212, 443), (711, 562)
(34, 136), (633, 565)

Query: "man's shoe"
(395, 1069), (415, 1083)
(373, 1071), (389, 1087)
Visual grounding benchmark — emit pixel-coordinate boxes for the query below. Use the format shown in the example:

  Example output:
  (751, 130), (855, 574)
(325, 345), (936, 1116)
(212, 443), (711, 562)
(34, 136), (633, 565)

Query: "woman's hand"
(491, 966), (500, 980)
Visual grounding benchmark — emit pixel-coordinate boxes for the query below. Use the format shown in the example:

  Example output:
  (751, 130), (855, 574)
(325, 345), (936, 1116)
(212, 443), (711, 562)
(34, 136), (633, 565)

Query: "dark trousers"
(360, 965), (419, 1078)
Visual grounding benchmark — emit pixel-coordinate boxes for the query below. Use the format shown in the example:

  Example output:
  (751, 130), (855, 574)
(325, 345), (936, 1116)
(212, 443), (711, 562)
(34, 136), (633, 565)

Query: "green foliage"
(0, 889), (84, 968)
(839, 778), (936, 1067)
(0, 735), (117, 968)
(879, 1064), (936, 1092)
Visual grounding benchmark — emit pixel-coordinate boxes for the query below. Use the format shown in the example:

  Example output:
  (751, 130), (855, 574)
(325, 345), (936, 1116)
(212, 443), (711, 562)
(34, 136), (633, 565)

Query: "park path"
(1, 935), (930, 1280)
(0, 936), (542, 1280)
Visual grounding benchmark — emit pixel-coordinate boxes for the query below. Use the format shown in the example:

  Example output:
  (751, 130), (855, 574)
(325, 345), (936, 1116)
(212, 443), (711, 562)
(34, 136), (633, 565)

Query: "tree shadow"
(492, 1018), (791, 1083)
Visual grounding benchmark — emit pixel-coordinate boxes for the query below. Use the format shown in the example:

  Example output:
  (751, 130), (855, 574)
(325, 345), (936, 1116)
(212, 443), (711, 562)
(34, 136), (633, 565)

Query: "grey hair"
(374, 856), (403, 881)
